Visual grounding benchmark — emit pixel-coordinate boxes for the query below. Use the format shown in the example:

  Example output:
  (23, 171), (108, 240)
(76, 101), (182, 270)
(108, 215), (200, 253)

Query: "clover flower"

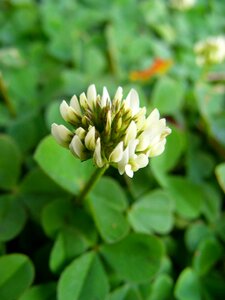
(51, 85), (171, 178)
(170, 0), (196, 10)
(194, 36), (225, 66)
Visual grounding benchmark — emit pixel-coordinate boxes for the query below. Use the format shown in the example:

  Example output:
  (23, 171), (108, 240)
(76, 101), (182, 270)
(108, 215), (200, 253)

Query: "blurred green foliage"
(0, 0), (225, 299)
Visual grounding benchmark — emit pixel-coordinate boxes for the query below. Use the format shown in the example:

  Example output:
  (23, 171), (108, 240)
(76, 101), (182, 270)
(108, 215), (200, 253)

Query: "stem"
(105, 23), (119, 76)
(0, 73), (17, 118)
(77, 165), (109, 203)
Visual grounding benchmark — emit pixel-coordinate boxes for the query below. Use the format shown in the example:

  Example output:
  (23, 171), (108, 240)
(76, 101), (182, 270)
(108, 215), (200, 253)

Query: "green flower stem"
(77, 164), (109, 203)
(0, 73), (17, 118)
(199, 64), (210, 82)
(105, 24), (119, 76)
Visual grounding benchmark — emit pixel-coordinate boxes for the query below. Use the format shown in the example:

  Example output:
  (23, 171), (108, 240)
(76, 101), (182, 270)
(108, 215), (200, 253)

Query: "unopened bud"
(85, 126), (96, 151)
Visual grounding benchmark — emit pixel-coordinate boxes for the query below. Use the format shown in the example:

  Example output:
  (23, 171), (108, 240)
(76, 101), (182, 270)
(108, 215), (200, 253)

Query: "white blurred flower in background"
(52, 85), (171, 178)
(194, 36), (225, 66)
(170, 0), (196, 10)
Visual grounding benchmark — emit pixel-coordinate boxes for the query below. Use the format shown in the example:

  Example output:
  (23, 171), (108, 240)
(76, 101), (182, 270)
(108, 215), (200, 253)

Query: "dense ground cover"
(0, 0), (225, 299)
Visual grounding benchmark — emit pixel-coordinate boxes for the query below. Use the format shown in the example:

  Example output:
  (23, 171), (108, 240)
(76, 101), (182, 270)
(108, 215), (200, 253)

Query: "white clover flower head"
(194, 36), (225, 66)
(51, 84), (171, 178)
(170, 0), (196, 10)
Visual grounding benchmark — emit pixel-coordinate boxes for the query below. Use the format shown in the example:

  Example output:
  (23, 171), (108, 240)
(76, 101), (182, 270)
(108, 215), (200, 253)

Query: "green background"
(0, 0), (225, 299)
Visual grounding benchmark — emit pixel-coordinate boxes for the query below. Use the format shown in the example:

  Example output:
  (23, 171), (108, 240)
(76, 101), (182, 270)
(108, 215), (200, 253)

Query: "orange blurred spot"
(130, 58), (173, 81)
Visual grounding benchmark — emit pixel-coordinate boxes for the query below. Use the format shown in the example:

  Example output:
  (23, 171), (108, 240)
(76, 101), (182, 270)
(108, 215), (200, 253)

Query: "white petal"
(118, 148), (129, 175)
(124, 121), (137, 146)
(87, 84), (97, 108)
(163, 126), (172, 138)
(136, 132), (150, 152)
(101, 86), (110, 107)
(137, 117), (171, 152)
(93, 138), (104, 168)
(135, 154), (149, 168)
(80, 93), (88, 109)
(125, 164), (134, 178)
(142, 119), (167, 146)
(114, 86), (123, 102)
(60, 100), (77, 123)
(134, 107), (146, 130)
(109, 141), (123, 162)
(70, 95), (82, 116)
(127, 139), (139, 158)
(125, 89), (140, 115)
(145, 108), (160, 128)
(51, 123), (72, 147)
(84, 126), (96, 151)
(129, 154), (148, 172)
(60, 100), (70, 121)
(75, 127), (86, 140)
(70, 135), (86, 160)
(148, 139), (166, 157)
